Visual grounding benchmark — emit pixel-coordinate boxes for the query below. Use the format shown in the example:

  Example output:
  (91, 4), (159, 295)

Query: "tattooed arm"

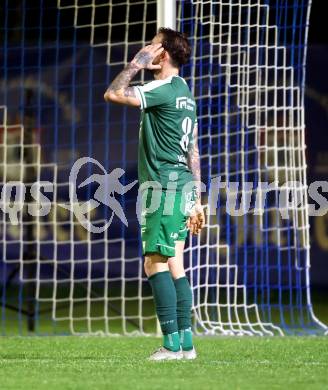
(187, 123), (205, 235)
(187, 124), (202, 203)
(104, 62), (141, 106)
(104, 43), (164, 107)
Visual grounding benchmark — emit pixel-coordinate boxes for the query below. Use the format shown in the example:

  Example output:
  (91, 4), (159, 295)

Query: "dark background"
(0, 0), (327, 287)
(305, 2), (328, 288)
(1, 0), (326, 43)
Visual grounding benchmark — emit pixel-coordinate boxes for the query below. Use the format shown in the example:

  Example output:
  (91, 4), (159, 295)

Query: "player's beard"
(151, 68), (161, 77)
(150, 53), (164, 78)
(146, 68), (161, 78)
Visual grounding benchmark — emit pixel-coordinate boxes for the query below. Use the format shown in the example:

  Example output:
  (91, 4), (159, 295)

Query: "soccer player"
(104, 28), (204, 361)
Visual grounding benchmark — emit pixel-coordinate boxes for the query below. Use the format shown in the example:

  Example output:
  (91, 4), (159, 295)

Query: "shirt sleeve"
(134, 79), (172, 110)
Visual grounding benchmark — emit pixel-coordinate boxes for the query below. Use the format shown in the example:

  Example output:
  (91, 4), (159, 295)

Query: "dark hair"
(158, 27), (191, 68)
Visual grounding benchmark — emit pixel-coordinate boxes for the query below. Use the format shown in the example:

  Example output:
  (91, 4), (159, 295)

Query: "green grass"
(0, 336), (327, 390)
(2, 287), (328, 336)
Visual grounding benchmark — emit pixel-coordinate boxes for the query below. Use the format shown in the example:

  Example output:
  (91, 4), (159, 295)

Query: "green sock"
(163, 332), (180, 352)
(174, 276), (193, 351)
(179, 328), (193, 351)
(148, 271), (180, 352)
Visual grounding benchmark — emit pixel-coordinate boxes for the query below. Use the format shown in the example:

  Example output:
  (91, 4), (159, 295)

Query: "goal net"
(0, 0), (326, 336)
(178, 0), (327, 336)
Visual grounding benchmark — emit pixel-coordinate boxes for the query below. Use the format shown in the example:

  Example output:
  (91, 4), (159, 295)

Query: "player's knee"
(170, 269), (186, 280)
(144, 258), (153, 277)
(144, 254), (168, 277)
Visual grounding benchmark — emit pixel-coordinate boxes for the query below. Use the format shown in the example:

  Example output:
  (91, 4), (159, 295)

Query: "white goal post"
(157, 0), (176, 30)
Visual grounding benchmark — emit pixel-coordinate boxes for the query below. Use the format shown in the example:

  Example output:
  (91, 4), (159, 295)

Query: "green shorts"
(140, 188), (196, 258)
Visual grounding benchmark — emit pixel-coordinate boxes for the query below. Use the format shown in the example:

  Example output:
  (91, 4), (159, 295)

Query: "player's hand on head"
(187, 204), (205, 235)
(131, 43), (164, 70)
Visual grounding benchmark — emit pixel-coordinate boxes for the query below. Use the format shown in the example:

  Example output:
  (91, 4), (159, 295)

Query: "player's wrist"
(194, 187), (202, 205)
(129, 60), (143, 71)
(194, 197), (201, 206)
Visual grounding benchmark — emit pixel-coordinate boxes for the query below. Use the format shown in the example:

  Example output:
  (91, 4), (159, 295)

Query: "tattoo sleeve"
(106, 62), (140, 98)
(187, 124), (202, 202)
(132, 51), (152, 68)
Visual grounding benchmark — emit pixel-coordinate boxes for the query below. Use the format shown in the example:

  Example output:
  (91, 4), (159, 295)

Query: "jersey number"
(180, 117), (193, 152)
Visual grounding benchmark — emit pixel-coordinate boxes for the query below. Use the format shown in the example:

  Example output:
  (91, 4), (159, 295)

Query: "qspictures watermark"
(0, 157), (327, 233)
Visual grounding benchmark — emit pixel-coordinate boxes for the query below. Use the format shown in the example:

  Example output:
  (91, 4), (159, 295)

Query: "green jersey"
(134, 75), (197, 190)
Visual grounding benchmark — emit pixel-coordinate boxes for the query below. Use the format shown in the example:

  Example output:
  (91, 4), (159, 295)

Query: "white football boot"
(182, 347), (197, 360)
(148, 347), (183, 361)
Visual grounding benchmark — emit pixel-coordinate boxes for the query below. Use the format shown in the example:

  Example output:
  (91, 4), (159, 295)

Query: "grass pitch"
(0, 336), (327, 390)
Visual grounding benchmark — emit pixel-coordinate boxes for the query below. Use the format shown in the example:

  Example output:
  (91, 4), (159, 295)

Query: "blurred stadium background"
(0, 0), (327, 338)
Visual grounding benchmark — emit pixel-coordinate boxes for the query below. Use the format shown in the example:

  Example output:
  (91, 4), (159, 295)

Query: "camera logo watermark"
(0, 156), (327, 233)
(61, 157), (137, 233)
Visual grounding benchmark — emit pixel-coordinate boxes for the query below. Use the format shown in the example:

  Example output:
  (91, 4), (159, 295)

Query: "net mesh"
(179, 0), (326, 335)
(0, 0), (326, 336)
